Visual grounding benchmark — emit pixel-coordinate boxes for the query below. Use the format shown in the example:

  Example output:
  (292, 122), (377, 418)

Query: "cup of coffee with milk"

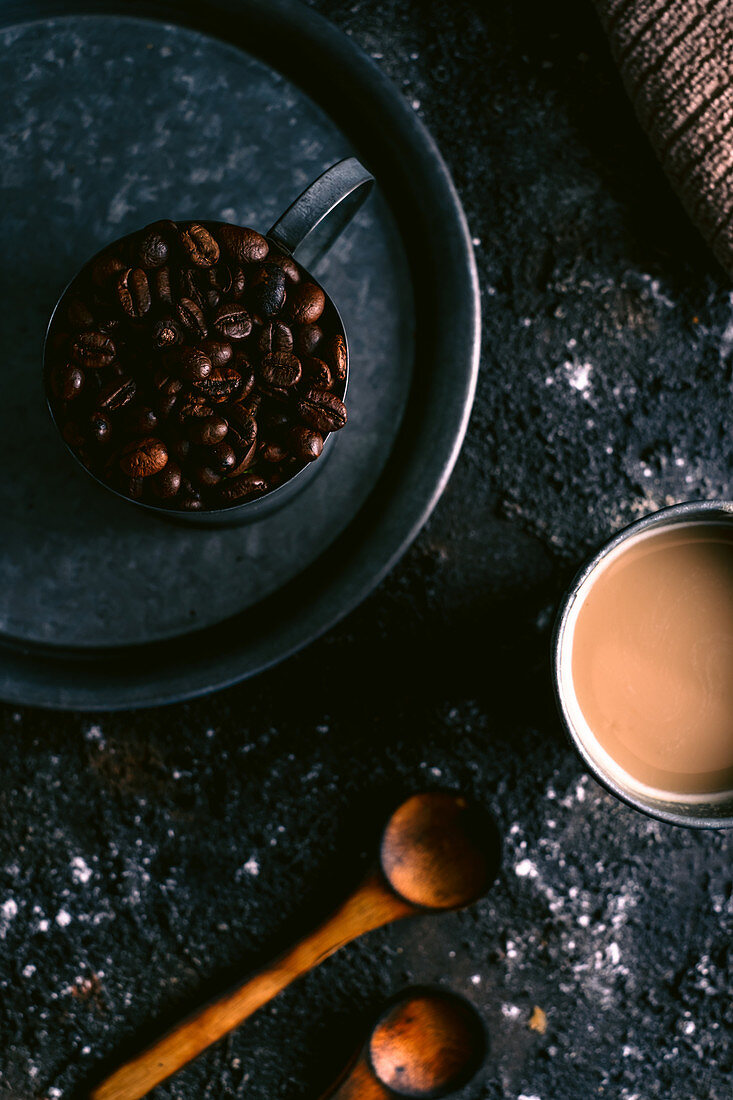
(554, 501), (733, 828)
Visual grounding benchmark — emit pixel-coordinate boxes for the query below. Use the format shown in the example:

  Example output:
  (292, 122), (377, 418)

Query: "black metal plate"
(0, 0), (479, 709)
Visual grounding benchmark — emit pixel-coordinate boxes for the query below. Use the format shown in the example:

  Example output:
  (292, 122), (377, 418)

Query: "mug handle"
(267, 156), (374, 269)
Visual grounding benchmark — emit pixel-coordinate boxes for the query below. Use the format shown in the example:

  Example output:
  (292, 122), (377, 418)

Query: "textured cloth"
(594, 0), (733, 279)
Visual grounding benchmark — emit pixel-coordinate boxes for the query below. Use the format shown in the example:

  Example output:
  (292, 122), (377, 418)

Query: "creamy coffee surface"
(571, 523), (733, 794)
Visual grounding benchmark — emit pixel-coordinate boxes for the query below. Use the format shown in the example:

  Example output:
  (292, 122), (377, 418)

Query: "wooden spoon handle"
(91, 872), (412, 1100)
(318, 1054), (390, 1100)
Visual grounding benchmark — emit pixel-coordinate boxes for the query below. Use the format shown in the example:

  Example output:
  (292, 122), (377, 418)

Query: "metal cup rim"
(552, 500), (733, 829)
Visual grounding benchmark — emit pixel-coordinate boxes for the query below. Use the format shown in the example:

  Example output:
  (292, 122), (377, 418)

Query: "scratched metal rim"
(0, 0), (480, 710)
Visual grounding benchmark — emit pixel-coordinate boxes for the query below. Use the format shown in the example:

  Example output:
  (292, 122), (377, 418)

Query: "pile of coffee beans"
(45, 220), (348, 512)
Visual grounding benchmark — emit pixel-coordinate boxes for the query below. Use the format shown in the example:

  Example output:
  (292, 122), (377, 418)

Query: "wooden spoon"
(92, 791), (500, 1100)
(320, 989), (486, 1099)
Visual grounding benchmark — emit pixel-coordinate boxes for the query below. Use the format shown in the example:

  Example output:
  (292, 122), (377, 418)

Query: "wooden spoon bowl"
(321, 988), (486, 1099)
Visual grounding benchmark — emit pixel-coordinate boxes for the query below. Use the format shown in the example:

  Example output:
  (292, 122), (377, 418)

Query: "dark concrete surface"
(1, 1), (731, 1098)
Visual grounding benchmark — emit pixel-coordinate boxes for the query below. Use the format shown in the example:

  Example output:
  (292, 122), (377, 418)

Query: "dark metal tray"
(0, 0), (479, 709)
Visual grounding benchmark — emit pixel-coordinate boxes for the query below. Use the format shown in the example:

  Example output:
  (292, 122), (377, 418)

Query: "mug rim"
(552, 500), (733, 829)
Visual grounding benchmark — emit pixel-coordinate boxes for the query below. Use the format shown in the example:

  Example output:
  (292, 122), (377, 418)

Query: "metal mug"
(44, 157), (374, 526)
(553, 500), (733, 829)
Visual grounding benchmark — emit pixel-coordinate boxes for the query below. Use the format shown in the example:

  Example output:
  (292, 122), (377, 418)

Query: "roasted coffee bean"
(179, 490), (203, 511)
(72, 331), (116, 369)
(51, 363), (84, 401)
(136, 224), (170, 269)
(203, 286), (221, 311)
(124, 405), (159, 435)
(217, 471), (268, 503)
(238, 392), (262, 419)
(91, 251), (126, 287)
(153, 371), (183, 399)
(180, 223), (220, 266)
(218, 224), (268, 264)
(199, 338), (233, 368)
(301, 356), (332, 390)
(192, 364), (242, 403)
(152, 265), (174, 304)
(122, 475), (145, 500)
(261, 352), (301, 388)
(185, 414), (228, 446)
(176, 297), (208, 339)
(233, 353), (255, 401)
(260, 440), (289, 464)
(116, 267), (151, 318)
(98, 375), (136, 411)
(192, 464), (221, 488)
(67, 297), (95, 328)
(289, 425), (323, 462)
(150, 460), (182, 499)
(268, 251), (301, 284)
(152, 318), (182, 350)
(294, 323), (323, 357)
(213, 303), (252, 340)
(250, 262), (286, 317)
(177, 267), (206, 309)
(87, 410), (112, 445)
(206, 263), (232, 293)
(208, 440), (237, 472)
(230, 266), (246, 299)
(224, 406), (257, 466)
(286, 282), (325, 324)
(297, 388), (347, 432)
(323, 333), (347, 382)
(257, 320), (293, 355)
(156, 390), (179, 419)
(119, 436), (168, 477)
(178, 346), (212, 382)
(176, 395), (213, 424)
(170, 437), (192, 464)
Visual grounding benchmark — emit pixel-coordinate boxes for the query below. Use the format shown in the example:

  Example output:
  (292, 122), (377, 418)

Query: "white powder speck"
(48, 1089), (63, 1099)
(81, 1045), (91, 1055)
(85, 723), (104, 742)
(71, 856), (92, 885)
(55, 909), (72, 928)
(37, 919), (50, 932)
(22, 964), (36, 978)
(681, 1020), (695, 1035)
(242, 857), (259, 877)
(429, 766), (442, 777)
(519, 1094), (542, 1100)
(0, 898), (18, 938)
(411, 98), (421, 110)
(502, 1003), (522, 1019)
(577, 914), (590, 927)
(607, 942), (621, 965)
(565, 360), (593, 392)
(515, 859), (537, 878)
(470, 974), (481, 985)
